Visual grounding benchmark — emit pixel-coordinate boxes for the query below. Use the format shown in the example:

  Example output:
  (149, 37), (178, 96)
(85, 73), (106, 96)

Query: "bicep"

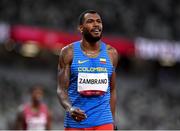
(112, 48), (119, 69)
(109, 47), (118, 90)
(57, 48), (72, 91)
(58, 65), (70, 90)
(107, 45), (119, 70)
(110, 71), (116, 92)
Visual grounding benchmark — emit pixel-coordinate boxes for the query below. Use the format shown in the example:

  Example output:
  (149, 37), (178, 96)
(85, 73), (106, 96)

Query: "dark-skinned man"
(15, 85), (52, 130)
(57, 10), (118, 130)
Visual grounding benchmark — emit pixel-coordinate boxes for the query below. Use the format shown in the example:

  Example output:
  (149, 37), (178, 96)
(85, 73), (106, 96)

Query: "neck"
(81, 38), (100, 51)
(31, 101), (40, 109)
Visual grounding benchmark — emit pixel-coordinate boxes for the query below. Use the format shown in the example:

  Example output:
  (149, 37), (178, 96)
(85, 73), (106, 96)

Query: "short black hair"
(78, 10), (100, 25)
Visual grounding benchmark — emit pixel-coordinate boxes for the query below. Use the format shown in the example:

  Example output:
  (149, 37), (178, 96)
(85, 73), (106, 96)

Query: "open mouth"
(91, 28), (101, 34)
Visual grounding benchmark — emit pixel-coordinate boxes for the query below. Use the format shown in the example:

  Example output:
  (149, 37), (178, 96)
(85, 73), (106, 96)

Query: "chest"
(24, 111), (47, 130)
(71, 56), (112, 76)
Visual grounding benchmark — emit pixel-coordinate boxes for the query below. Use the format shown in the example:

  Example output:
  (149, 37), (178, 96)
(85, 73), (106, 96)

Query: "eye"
(86, 19), (94, 23)
(97, 19), (102, 23)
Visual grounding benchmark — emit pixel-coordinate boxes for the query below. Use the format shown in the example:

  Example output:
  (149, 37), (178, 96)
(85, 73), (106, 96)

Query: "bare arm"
(57, 44), (86, 121)
(57, 45), (73, 112)
(107, 45), (119, 120)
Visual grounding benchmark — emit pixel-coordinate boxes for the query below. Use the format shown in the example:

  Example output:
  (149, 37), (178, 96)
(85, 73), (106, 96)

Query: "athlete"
(15, 85), (52, 130)
(57, 10), (118, 130)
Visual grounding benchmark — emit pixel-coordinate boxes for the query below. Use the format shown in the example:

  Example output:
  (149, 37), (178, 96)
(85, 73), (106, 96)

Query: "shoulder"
(106, 44), (119, 67)
(60, 43), (73, 57)
(40, 103), (52, 118)
(40, 103), (50, 112)
(106, 44), (118, 56)
(59, 43), (74, 65)
(41, 103), (48, 108)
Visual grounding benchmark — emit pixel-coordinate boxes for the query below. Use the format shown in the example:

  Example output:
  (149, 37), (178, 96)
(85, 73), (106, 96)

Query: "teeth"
(95, 29), (99, 31)
(93, 29), (100, 32)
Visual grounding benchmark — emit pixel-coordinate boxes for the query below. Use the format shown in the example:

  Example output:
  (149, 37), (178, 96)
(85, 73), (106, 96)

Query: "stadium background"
(0, 0), (180, 129)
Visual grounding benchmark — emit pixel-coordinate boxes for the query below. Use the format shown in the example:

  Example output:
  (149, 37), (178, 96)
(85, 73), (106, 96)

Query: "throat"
(80, 41), (101, 57)
(83, 50), (100, 58)
(81, 45), (101, 58)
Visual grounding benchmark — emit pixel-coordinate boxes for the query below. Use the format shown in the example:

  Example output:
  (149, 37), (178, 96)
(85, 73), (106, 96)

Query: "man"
(15, 85), (52, 130)
(57, 10), (118, 130)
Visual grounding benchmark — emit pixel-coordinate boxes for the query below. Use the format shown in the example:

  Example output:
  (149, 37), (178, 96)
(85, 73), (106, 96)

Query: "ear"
(78, 25), (83, 33)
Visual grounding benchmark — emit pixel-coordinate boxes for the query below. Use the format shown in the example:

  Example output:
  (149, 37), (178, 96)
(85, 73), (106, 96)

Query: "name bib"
(78, 73), (108, 95)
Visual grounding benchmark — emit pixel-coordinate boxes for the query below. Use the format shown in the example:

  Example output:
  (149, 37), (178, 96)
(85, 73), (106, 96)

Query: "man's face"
(80, 13), (103, 43)
(31, 87), (44, 104)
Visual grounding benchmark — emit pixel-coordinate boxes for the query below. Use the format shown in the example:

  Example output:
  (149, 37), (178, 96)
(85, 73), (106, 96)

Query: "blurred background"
(0, 0), (180, 129)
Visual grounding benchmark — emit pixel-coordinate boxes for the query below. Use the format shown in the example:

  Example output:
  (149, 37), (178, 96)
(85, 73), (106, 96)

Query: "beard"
(82, 28), (102, 43)
(32, 97), (43, 105)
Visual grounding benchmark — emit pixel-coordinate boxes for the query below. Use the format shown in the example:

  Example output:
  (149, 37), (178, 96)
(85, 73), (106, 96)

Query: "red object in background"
(10, 25), (80, 49)
(10, 25), (135, 56)
(102, 37), (135, 56)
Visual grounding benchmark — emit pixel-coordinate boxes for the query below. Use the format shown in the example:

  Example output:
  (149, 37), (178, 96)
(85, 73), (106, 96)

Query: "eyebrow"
(86, 18), (101, 21)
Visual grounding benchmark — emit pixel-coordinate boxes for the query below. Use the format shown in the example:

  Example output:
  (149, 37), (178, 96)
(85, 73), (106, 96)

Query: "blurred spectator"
(14, 84), (52, 130)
